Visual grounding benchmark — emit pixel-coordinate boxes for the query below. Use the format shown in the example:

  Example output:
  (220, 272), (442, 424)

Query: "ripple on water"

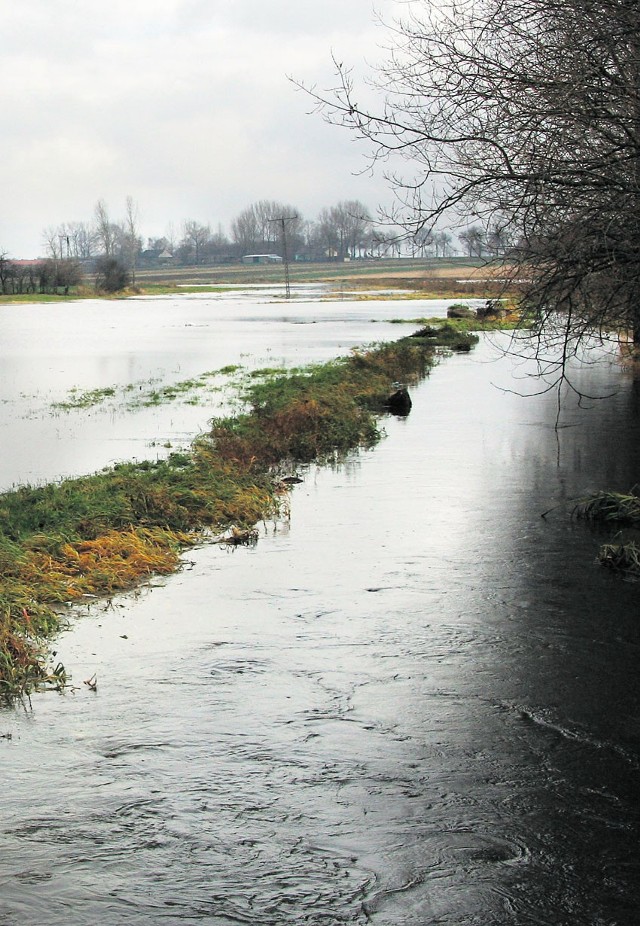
(361, 830), (531, 925)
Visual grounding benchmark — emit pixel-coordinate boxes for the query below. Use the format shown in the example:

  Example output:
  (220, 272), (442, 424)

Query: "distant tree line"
(41, 198), (382, 270)
(39, 197), (505, 272)
(0, 254), (83, 296)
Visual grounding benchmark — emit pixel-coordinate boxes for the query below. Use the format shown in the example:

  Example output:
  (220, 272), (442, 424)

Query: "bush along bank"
(0, 327), (478, 700)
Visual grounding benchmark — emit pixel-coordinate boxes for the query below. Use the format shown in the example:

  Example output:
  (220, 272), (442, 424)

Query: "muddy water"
(1, 300), (640, 925)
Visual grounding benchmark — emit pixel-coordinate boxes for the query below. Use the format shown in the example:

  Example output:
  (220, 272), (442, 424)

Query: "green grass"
(131, 370), (236, 408)
(52, 386), (117, 411)
(406, 323), (480, 351)
(0, 291), (84, 304)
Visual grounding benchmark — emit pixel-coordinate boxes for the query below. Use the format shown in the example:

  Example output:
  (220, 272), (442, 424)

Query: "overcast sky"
(0, 0), (397, 258)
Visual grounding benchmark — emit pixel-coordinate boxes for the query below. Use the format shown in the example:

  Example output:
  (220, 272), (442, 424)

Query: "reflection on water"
(1, 302), (639, 924)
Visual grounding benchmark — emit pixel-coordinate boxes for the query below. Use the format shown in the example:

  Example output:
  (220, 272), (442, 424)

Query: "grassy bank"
(0, 328), (477, 700)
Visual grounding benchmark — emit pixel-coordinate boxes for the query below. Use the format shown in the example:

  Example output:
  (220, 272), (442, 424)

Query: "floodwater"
(1, 293), (639, 925)
(0, 288), (450, 490)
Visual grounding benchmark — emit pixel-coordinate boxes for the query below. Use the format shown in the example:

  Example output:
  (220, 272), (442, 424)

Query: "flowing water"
(1, 293), (639, 925)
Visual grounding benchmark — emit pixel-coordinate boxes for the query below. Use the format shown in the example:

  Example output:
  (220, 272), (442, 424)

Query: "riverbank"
(0, 327), (477, 699)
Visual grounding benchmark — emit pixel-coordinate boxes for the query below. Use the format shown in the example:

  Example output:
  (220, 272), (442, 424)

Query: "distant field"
(0, 258), (512, 304)
(135, 257), (511, 298)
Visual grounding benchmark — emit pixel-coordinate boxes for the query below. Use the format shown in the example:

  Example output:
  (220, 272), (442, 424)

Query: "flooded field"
(0, 289), (452, 490)
(1, 293), (639, 924)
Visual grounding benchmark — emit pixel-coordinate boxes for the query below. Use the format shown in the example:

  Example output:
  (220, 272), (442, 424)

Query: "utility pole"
(268, 215), (297, 299)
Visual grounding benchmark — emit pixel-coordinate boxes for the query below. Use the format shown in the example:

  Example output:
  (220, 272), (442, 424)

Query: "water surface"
(1, 299), (639, 925)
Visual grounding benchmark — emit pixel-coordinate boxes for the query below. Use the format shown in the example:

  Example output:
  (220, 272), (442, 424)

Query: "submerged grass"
(574, 489), (640, 526)
(574, 489), (640, 578)
(52, 386), (117, 411)
(49, 367), (242, 415)
(0, 329), (476, 699)
(597, 541), (640, 577)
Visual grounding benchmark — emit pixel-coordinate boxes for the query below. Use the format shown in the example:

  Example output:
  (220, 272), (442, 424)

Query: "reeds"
(574, 489), (640, 527)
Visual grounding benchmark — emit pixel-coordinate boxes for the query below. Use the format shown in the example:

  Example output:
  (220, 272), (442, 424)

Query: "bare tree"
(42, 227), (63, 260)
(486, 223), (512, 259)
(179, 220), (212, 265)
(433, 231), (453, 258)
(124, 196), (141, 286)
(253, 201), (282, 246)
(315, 201), (372, 260)
(458, 226), (486, 259)
(94, 199), (118, 258)
(161, 222), (177, 256)
(337, 200), (372, 259)
(231, 201), (304, 256)
(0, 253), (15, 294)
(411, 225), (434, 257)
(300, 0), (640, 383)
(42, 222), (97, 260)
(54, 258), (83, 294)
(71, 221), (97, 259)
(314, 207), (340, 259)
(230, 207), (260, 254)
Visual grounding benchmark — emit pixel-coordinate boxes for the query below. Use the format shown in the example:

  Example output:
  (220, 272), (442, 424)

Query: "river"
(1, 292), (639, 925)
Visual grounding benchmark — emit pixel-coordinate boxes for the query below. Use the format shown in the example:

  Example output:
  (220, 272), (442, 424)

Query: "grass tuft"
(573, 489), (640, 526)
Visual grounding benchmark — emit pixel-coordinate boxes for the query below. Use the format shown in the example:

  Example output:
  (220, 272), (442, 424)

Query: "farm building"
(241, 254), (283, 265)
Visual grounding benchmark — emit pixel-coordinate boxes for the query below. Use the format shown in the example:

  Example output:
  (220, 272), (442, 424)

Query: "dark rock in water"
(447, 304), (475, 319)
(387, 387), (412, 416)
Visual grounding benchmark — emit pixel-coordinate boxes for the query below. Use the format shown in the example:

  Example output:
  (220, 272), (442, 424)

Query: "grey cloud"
(0, 0), (395, 256)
